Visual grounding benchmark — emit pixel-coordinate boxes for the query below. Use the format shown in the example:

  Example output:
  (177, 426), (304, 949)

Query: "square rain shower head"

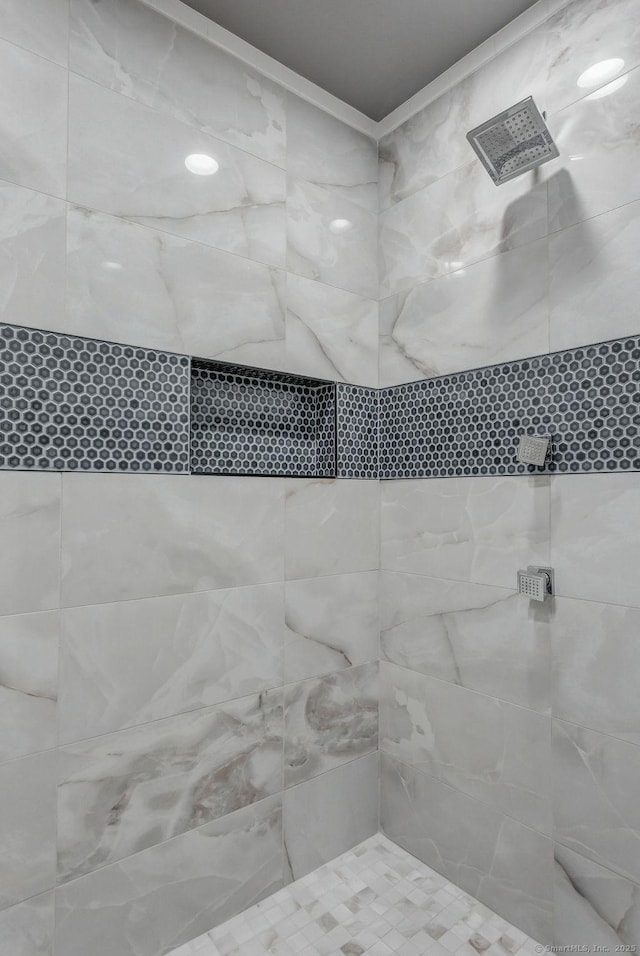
(466, 96), (559, 185)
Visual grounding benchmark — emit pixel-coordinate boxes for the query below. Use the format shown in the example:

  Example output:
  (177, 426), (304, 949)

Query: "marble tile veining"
(69, 0), (286, 167)
(59, 584), (285, 743)
(284, 572), (378, 684)
(0, 182), (66, 333)
(66, 206), (287, 365)
(168, 833), (544, 956)
(284, 663), (378, 787)
(68, 75), (286, 268)
(57, 690), (284, 882)
(0, 611), (58, 761)
(0, 38), (67, 198)
(56, 795), (286, 956)
(61, 474), (284, 607)
(381, 572), (551, 714)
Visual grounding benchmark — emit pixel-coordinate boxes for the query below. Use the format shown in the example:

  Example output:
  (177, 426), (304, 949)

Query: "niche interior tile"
(285, 478), (379, 580)
(59, 584), (285, 743)
(0, 891), (54, 956)
(553, 598), (640, 745)
(554, 844), (640, 946)
(380, 476), (550, 589)
(0, 751), (56, 910)
(286, 178), (378, 299)
(0, 473), (60, 616)
(0, 39), (67, 198)
(69, 0), (286, 166)
(284, 571), (378, 684)
(282, 752), (379, 880)
(68, 75), (286, 268)
(379, 158), (548, 298)
(66, 206), (287, 365)
(545, 0), (640, 114)
(284, 662), (378, 787)
(55, 795), (286, 956)
(0, 182), (66, 332)
(0, 0), (68, 65)
(547, 65), (640, 233)
(381, 572), (551, 713)
(285, 273), (378, 386)
(380, 754), (553, 942)
(57, 689), (284, 882)
(287, 94), (377, 207)
(549, 199), (640, 351)
(0, 611), (58, 761)
(379, 238), (549, 380)
(553, 720), (640, 884)
(551, 473), (640, 607)
(380, 661), (552, 834)
(61, 475), (284, 607)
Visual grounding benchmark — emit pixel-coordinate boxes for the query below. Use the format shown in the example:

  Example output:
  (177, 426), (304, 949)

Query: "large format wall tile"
(61, 475), (284, 606)
(287, 178), (378, 299)
(57, 689), (284, 882)
(549, 199), (640, 351)
(0, 39), (67, 198)
(380, 754), (553, 942)
(547, 65), (640, 233)
(0, 611), (58, 761)
(379, 238), (549, 381)
(380, 662), (552, 834)
(381, 476), (550, 589)
(0, 473), (60, 616)
(551, 473), (640, 607)
(381, 572), (551, 713)
(0, 892), (54, 956)
(379, 159), (548, 297)
(68, 75), (286, 268)
(553, 598), (640, 745)
(59, 584), (284, 743)
(66, 207), (287, 366)
(0, 182), (66, 332)
(285, 274), (378, 386)
(0, 752), (56, 909)
(554, 844), (640, 946)
(285, 478), (379, 579)
(553, 720), (640, 884)
(284, 663), (378, 786)
(545, 0), (640, 114)
(55, 795), (286, 956)
(0, 0), (69, 65)
(282, 753), (379, 880)
(287, 95), (377, 207)
(284, 572), (378, 683)
(69, 0), (286, 167)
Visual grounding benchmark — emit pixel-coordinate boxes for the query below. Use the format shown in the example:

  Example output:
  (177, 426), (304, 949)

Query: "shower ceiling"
(183, 0), (540, 120)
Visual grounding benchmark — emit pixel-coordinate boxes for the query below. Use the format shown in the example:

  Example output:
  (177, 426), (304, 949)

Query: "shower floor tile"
(168, 833), (541, 956)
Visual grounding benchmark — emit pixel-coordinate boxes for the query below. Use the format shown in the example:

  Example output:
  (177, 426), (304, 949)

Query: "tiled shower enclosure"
(1, 0), (639, 952)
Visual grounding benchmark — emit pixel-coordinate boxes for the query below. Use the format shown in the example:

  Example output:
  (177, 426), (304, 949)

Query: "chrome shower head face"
(466, 96), (559, 185)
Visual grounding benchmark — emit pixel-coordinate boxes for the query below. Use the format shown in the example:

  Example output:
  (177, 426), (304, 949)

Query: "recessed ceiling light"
(577, 58), (625, 89)
(185, 153), (219, 175)
(102, 260), (123, 271)
(585, 75), (628, 100)
(329, 218), (353, 234)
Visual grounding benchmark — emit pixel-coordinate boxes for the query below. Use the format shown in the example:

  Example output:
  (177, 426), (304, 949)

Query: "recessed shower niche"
(190, 358), (337, 477)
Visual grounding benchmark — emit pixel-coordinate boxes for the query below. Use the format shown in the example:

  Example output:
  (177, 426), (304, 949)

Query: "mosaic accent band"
(0, 323), (190, 473)
(380, 336), (640, 478)
(337, 384), (379, 479)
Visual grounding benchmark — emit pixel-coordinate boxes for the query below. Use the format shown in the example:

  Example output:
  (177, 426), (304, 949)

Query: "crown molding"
(138, 0), (379, 139)
(140, 0), (574, 141)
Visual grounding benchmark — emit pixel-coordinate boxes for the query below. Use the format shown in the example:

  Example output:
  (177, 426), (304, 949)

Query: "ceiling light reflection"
(185, 153), (219, 175)
(585, 75), (628, 99)
(329, 218), (353, 234)
(577, 58), (625, 89)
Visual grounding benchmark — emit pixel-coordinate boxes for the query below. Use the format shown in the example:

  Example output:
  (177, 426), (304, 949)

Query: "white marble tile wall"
(378, 0), (640, 387)
(0, 0), (380, 952)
